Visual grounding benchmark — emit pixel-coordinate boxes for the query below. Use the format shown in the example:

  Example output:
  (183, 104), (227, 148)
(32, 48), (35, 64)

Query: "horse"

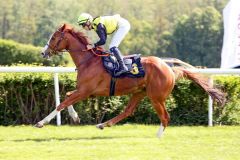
(36, 24), (225, 137)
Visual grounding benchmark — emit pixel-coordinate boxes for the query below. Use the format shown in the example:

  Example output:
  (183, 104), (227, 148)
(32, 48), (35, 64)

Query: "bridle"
(46, 30), (68, 54)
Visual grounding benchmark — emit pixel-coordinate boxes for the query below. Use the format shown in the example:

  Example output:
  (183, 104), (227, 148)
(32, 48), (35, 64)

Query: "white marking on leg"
(38, 109), (59, 125)
(67, 105), (79, 122)
(157, 123), (165, 138)
(42, 45), (49, 53)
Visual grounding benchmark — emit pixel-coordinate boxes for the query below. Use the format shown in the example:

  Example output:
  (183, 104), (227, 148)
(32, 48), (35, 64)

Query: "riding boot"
(110, 47), (128, 76)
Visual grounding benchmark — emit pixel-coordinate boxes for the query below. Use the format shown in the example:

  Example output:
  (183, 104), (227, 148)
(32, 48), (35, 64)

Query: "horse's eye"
(51, 37), (56, 41)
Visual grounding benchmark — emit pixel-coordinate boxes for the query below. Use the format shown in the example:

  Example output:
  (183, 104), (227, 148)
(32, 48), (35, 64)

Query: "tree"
(0, 0), (228, 66)
(162, 7), (222, 67)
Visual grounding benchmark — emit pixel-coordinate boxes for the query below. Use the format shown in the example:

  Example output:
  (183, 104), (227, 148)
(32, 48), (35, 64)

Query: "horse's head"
(41, 24), (93, 59)
(41, 24), (72, 59)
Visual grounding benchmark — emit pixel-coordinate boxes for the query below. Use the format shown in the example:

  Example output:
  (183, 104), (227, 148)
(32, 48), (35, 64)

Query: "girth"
(109, 77), (117, 96)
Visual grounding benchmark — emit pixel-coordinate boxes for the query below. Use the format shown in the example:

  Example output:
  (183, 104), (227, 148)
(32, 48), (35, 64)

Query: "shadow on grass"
(5, 136), (134, 142)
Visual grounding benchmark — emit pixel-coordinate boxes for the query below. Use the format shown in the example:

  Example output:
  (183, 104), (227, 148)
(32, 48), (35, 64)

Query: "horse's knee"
(65, 90), (77, 98)
(66, 91), (73, 97)
(66, 92), (72, 97)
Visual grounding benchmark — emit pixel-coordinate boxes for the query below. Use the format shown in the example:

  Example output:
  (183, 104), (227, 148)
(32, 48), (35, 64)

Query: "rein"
(82, 48), (110, 57)
(75, 48), (110, 69)
(45, 29), (111, 68)
(50, 30), (110, 57)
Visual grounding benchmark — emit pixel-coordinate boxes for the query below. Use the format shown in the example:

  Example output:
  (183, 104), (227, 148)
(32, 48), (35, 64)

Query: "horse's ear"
(59, 24), (66, 31)
(64, 24), (73, 30)
(59, 23), (72, 31)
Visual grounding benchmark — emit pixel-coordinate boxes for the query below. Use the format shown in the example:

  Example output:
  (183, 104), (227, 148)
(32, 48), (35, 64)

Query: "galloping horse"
(36, 24), (225, 137)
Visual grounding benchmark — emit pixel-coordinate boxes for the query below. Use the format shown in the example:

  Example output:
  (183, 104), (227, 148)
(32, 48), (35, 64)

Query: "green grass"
(0, 125), (239, 160)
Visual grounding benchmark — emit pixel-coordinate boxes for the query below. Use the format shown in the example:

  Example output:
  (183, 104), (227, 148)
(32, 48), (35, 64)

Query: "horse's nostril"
(41, 52), (49, 58)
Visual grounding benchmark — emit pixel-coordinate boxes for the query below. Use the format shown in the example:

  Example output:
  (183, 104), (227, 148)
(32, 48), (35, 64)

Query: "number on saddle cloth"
(102, 53), (145, 78)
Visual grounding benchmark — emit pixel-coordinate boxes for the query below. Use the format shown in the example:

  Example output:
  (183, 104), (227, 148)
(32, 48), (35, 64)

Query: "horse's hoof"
(96, 124), (104, 130)
(34, 122), (44, 128)
(73, 117), (80, 124)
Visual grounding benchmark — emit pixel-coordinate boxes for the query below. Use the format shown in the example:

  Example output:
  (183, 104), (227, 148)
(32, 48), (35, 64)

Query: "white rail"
(0, 67), (76, 73)
(189, 68), (240, 74)
(0, 67), (76, 126)
(0, 67), (240, 126)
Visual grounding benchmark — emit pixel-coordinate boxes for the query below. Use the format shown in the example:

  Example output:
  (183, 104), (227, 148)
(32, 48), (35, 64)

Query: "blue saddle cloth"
(102, 54), (145, 78)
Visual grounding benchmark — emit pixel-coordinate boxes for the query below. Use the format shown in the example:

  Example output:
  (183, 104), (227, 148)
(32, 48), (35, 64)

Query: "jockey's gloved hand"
(94, 44), (105, 51)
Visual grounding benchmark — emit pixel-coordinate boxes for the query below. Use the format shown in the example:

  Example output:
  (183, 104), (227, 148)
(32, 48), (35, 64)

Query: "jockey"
(77, 13), (130, 76)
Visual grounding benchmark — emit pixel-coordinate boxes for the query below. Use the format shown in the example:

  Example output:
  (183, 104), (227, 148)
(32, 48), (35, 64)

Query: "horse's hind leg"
(96, 92), (145, 129)
(150, 99), (170, 138)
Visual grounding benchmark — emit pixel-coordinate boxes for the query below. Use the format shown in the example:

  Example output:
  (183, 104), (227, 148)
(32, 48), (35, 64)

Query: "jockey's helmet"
(77, 13), (93, 25)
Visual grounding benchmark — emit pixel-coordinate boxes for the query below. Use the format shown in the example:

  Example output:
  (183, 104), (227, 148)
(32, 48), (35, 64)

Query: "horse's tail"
(172, 67), (226, 106)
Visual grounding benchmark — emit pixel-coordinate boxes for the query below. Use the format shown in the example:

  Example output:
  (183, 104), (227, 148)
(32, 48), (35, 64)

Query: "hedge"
(0, 72), (239, 126)
(0, 39), (67, 66)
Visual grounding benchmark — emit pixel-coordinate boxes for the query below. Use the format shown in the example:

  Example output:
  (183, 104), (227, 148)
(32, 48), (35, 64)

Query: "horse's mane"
(60, 23), (92, 46)
(68, 29), (92, 46)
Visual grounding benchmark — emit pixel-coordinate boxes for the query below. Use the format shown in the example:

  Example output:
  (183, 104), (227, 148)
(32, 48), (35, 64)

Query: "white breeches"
(109, 17), (131, 49)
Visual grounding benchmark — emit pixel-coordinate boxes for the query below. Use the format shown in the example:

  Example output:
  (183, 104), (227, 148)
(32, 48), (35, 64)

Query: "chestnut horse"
(36, 24), (225, 137)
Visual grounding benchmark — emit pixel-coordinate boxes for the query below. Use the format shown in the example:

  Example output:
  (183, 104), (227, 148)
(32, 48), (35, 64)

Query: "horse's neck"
(67, 40), (95, 68)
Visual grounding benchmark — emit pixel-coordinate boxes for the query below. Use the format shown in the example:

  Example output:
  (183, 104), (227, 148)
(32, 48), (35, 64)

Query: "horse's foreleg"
(96, 92), (145, 130)
(66, 90), (80, 124)
(68, 105), (80, 124)
(35, 90), (89, 128)
(35, 109), (59, 128)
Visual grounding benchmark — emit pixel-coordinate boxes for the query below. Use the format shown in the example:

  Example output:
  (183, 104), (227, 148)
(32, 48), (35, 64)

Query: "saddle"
(94, 48), (145, 78)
